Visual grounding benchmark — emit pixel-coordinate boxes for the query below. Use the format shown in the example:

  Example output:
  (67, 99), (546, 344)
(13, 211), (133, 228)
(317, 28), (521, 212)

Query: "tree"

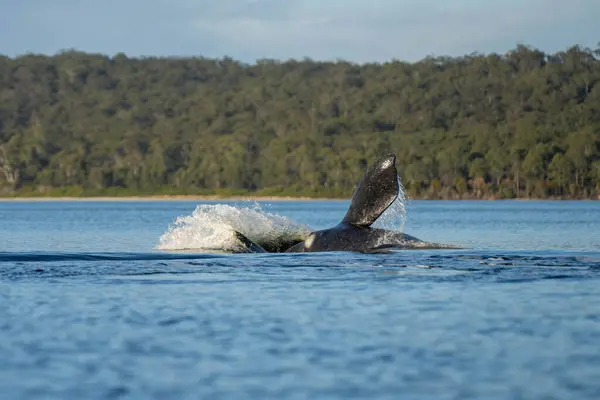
(0, 44), (599, 199)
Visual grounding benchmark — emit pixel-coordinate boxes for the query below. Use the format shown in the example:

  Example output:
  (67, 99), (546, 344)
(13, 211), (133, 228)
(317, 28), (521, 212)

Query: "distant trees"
(0, 44), (599, 198)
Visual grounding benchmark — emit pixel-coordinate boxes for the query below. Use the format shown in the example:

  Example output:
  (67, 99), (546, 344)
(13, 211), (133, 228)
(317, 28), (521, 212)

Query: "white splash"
(372, 175), (407, 232)
(156, 203), (312, 252)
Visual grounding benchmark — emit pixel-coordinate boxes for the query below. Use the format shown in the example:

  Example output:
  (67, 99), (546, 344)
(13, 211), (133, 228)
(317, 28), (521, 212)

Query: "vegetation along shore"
(1, 44), (599, 200)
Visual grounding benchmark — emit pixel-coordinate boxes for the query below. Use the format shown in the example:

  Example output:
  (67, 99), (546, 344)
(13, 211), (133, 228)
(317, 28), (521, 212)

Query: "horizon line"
(2, 42), (599, 66)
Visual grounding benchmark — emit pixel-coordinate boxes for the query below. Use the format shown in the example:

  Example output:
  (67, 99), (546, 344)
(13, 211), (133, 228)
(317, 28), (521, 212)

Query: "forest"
(0, 44), (599, 199)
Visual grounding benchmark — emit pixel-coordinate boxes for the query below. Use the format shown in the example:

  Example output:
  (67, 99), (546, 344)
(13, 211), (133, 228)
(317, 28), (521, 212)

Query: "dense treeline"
(1, 44), (600, 199)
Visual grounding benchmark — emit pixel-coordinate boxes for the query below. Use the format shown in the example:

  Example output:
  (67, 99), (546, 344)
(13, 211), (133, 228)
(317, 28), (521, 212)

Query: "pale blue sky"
(1, 0), (598, 63)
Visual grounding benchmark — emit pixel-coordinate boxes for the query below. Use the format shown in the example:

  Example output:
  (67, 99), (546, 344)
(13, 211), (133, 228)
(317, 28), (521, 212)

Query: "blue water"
(1, 200), (600, 399)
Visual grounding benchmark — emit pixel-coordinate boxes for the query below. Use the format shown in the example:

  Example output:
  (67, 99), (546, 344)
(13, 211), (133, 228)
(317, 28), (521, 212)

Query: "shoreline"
(0, 195), (341, 202)
(0, 195), (597, 202)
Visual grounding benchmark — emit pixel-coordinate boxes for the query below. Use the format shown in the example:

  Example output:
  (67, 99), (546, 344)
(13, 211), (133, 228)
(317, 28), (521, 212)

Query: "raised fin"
(341, 153), (399, 227)
(233, 231), (267, 253)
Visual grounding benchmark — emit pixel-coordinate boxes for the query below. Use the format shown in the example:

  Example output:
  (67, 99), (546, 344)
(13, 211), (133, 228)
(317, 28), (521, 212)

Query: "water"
(1, 199), (600, 399)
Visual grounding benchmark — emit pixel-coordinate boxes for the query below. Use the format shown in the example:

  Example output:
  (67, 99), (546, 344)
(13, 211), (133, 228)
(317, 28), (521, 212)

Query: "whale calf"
(234, 153), (449, 254)
(284, 153), (424, 253)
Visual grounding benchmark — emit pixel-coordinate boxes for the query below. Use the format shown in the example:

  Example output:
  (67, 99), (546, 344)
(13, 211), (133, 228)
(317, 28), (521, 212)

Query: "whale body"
(233, 153), (448, 254)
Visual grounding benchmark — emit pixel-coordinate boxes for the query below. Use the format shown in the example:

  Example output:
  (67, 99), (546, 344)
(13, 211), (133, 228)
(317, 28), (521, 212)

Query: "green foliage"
(1, 44), (600, 199)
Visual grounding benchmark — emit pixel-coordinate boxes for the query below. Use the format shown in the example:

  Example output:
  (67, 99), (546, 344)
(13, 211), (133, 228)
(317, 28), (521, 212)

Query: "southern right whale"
(234, 153), (452, 253)
(283, 153), (427, 253)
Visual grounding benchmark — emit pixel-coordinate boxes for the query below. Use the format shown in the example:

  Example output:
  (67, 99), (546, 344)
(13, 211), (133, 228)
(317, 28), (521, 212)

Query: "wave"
(372, 176), (407, 232)
(1, 250), (597, 270)
(0, 251), (227, 263)
(155, 203), (312, 252)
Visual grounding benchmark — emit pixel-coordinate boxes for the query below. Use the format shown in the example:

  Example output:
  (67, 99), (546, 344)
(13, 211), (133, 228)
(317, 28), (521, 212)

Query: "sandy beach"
(0, 195), (342, 202)
(0, 194), (595, 201)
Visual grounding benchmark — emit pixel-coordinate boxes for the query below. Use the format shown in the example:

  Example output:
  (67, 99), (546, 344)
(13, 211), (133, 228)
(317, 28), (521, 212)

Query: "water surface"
(1, 200), (599, 399)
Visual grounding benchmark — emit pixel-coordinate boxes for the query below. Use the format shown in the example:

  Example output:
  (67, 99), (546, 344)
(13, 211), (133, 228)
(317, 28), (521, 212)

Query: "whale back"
(341, 153), (399, 227)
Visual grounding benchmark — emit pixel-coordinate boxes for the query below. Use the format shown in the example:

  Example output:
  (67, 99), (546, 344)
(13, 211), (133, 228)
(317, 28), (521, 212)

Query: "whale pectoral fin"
(361, 248), (394, 254)
(284, 241), (306, 253)
(361, 243), (404, 254)
(233, 231), (267, 253)
(342, 153), (399, 227)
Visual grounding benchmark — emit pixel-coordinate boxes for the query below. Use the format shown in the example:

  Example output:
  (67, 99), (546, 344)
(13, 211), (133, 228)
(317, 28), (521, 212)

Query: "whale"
(233, 153), (445, 254)
(284, 153), (424, 253)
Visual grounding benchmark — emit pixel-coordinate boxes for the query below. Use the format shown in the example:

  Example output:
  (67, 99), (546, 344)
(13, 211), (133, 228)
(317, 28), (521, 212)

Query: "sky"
(1, 0), (599, 63)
